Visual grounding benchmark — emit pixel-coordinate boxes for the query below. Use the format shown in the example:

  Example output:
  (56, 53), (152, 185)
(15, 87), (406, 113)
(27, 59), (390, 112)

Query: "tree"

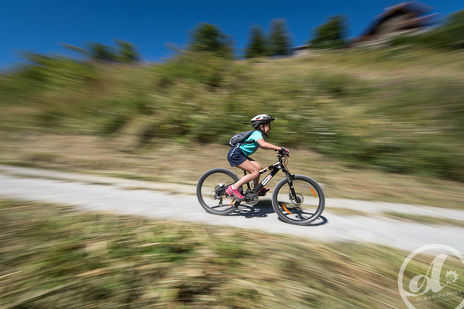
(268, 19), (292, 56)
(62, 40), (140, 64)
(87, 42), (117, 62)
(431, 10), (464, 49)
(116, 40), (139, 63)
(310, 16), (348, 49)
(189, 23), (234, 58)
(245, 26), (267, 58)
(391, 10), (464, 50)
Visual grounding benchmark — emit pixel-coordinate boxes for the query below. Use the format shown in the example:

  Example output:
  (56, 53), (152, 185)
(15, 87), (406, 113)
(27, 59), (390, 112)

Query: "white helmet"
(251, 114), (275, 129)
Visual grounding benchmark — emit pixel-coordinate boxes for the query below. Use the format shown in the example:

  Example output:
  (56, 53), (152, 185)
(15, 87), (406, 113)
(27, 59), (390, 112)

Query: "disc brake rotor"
(291, 193), (304, 206)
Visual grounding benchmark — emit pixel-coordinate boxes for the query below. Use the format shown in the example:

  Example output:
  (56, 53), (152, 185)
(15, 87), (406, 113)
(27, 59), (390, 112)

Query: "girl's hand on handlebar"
(278, 147), (290, 157)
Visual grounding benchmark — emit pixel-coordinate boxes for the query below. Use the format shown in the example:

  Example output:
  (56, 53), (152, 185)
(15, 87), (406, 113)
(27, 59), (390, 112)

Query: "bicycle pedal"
(257, 188), (270, 196)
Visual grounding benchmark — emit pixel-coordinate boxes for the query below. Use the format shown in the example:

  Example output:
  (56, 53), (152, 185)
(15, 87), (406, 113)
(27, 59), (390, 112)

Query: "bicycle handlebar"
(277, 146), (290, 157)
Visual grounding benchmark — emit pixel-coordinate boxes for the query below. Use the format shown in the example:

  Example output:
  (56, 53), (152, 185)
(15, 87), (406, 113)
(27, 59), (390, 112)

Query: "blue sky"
(1, 0), (462, 70)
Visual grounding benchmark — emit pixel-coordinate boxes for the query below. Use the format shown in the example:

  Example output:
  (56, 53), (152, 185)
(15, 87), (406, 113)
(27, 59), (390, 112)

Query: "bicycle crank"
(244, 191), (259, 205)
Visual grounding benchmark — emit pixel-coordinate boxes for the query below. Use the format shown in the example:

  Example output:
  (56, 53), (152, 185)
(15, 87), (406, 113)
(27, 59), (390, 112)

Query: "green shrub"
(1, 48), (463, 182)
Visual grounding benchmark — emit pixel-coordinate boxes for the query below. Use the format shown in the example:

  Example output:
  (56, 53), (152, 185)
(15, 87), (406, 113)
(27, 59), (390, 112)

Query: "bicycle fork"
(283, 169), (301, 204)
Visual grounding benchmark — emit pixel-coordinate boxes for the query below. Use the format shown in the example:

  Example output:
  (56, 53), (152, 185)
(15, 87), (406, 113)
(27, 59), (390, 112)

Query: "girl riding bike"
(225, 114), (289, 201)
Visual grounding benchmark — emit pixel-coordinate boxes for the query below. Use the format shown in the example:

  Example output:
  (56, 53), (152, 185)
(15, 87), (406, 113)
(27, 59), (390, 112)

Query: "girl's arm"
(257, 139), (283, 152)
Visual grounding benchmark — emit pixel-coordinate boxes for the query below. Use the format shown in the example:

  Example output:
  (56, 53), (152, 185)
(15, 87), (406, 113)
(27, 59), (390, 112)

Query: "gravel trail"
(1, 165), (463, 252)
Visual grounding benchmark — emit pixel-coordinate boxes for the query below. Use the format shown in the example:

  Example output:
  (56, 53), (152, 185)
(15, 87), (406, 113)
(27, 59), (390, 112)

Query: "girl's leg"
(233, 159), (260, 189)
(247, 160), (262, 187)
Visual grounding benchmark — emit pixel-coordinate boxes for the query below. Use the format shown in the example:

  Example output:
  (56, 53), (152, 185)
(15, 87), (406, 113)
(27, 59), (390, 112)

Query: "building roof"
(351, 1), (437, 46)
(376, 1), (434, 19)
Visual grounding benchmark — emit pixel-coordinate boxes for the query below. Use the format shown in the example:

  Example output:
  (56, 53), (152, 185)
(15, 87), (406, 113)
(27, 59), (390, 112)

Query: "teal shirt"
(239, 131), (264, 156)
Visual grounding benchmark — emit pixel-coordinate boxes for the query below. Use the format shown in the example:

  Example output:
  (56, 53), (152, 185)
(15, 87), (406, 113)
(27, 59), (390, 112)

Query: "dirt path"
(1, 165), (463, 252)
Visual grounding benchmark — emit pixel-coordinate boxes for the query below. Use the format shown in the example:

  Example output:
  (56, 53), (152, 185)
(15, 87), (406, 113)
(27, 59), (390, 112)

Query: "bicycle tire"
(271, 175), (325, 225)
(197, 168), (240, 215)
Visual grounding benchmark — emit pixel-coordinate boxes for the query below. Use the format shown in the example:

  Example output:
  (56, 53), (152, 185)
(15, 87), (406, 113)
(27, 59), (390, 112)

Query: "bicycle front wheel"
(197, 168), (240, 215)
(272, 175), (325, 225)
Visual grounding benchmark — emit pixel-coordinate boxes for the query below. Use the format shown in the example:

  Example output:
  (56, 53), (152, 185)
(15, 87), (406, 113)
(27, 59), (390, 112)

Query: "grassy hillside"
(2, 199), (463, 308)
(1, 47), (463, 181)
(1, 47), (464, 309)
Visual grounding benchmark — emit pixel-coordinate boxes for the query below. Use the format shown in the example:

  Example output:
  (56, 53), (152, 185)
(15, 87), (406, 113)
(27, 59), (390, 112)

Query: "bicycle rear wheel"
(197, 168), (240, 215)
(272, 175), (325, 225)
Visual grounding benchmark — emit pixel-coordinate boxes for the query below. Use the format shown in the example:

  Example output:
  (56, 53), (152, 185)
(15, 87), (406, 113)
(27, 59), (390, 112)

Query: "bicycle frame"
(197, 153), (325, 224)
(242, 155), (298, 201)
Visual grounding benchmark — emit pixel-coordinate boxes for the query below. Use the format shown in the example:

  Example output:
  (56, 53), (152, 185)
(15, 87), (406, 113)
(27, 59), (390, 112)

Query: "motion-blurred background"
(1, 1), (463, 308)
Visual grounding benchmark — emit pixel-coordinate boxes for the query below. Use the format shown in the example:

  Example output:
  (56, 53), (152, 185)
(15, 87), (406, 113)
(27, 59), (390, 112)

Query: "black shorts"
(227, 146), (249, 167)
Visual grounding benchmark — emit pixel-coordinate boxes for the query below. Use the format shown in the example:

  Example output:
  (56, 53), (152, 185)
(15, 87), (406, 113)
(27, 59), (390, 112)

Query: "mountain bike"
(196, 154), (325, 226)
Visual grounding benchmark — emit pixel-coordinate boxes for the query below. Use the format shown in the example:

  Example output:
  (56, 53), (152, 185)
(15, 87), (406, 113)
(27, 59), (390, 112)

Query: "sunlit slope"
(0, 47), (463, 181)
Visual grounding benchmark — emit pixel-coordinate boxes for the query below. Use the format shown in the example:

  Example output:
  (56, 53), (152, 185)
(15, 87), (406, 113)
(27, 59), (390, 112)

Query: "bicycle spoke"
(272, 176), (325, 225)
(197, 168), (239, 215)
(281, 202), (293, 214)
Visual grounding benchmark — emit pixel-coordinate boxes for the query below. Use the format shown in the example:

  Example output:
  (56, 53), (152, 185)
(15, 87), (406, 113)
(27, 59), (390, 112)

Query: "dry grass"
(1, 133), (463, 209)
(3, 199), (463, 308)
(2, 47), (464, 182)
(383, 211), (464, 227)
